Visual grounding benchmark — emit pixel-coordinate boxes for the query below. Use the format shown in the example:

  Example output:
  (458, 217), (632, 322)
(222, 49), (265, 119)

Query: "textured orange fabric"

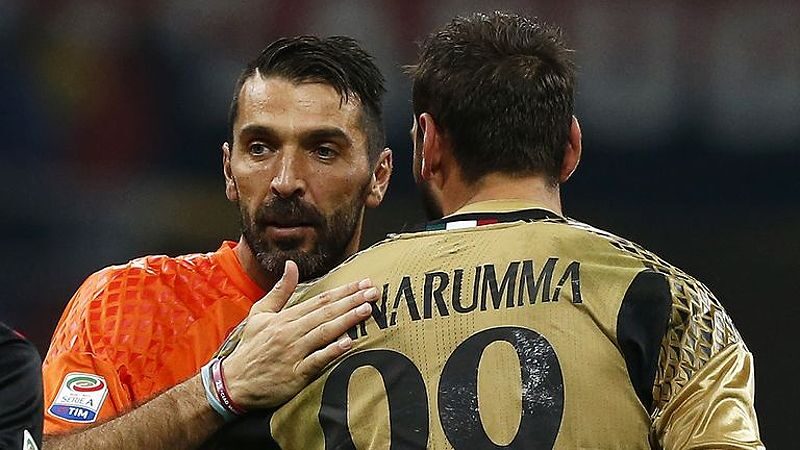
(42, 241), (264, 434)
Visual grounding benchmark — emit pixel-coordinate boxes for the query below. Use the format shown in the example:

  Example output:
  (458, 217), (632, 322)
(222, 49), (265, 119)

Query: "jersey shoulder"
(563, 218), (741, 338)
(560, 219), (744, 411)
(46, 250), (226, 364)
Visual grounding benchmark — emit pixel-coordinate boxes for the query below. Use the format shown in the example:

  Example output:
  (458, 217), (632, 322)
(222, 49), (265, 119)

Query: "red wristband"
(211, 359), (246, 416)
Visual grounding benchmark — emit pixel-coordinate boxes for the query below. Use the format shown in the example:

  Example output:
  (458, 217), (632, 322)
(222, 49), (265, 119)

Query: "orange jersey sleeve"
(42, 244), (262, 435)
(43, 268), (134, 434)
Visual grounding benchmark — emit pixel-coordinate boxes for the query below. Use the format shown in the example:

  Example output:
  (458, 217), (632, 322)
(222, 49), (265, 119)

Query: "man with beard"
(41, 36), (392, 449)
(217, 12), (763, 449)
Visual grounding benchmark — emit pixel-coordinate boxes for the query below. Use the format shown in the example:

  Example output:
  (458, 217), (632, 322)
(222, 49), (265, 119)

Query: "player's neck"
(441, 172), (563, 216)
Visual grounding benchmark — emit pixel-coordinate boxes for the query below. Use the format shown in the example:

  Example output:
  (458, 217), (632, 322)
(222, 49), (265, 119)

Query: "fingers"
(250, 260), (299, 314)
(295, 295), (375, 355)
(296, 335), (355, 378)
(283, 278), (373, 320)
(292, 285), (379, 337)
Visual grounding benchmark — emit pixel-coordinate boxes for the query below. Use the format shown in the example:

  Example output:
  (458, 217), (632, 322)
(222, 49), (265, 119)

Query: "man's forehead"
(239, 75), (361, 116)
(234, 75), (368, 139)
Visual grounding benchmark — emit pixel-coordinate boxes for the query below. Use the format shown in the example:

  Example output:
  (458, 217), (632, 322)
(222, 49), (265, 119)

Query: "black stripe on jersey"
(616, 271), (672, 414)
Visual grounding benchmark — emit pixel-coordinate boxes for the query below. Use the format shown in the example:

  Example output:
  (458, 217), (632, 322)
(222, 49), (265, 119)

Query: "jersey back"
(266, 205), (753, 449)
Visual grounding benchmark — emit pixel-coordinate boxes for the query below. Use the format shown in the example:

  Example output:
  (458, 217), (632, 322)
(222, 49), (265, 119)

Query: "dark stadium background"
(1, 0), (796, 446)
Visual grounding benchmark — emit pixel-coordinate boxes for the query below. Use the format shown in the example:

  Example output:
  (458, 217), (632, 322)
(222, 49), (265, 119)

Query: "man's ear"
(223, 142), (238, 202)
(559, 116), (582, 183)
(418, 113), (443, 181)
(366, 148), (393, 209)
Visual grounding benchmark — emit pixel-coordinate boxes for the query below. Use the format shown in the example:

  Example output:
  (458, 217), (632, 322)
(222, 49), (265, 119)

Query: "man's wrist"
(211, 358), (246, 415)
(200, 359), (240, 422)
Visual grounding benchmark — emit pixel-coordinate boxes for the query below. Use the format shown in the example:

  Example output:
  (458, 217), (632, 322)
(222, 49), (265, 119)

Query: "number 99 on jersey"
(318, 326), (565, 449)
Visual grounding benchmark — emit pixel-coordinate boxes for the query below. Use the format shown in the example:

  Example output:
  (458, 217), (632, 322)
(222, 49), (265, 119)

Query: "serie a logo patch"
(48, 372), (108, 424)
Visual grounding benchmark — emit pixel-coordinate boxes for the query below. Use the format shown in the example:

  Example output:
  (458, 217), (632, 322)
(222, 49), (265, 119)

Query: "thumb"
(252, 260), (299, 314)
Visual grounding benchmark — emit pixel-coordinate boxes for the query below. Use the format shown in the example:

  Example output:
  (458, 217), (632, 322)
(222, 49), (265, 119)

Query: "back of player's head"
(229, 36), (386, 162)
(408, 12), (575, 185)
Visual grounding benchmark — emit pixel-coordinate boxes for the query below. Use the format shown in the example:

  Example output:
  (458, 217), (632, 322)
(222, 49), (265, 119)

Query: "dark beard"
(239, 192), (365, 283)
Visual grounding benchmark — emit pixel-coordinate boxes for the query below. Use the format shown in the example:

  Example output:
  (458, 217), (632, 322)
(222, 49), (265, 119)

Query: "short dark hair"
(228, 36), (386, 162)
(408, 12), (575, 184)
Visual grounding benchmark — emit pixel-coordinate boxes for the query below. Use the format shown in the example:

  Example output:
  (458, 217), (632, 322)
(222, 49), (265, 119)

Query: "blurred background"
(1, 0), (796, 445)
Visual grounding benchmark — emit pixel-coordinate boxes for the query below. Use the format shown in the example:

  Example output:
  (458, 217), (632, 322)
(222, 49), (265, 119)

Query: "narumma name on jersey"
(348, 257), (583, 340)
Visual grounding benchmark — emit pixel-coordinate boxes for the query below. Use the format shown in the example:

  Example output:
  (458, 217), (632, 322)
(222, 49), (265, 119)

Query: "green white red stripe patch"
(427, 217), (499, 231)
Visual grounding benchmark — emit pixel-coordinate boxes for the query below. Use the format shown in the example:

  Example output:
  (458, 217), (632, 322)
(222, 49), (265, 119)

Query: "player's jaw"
(417, 180), (444, 221)
(240, 194), (363, 282)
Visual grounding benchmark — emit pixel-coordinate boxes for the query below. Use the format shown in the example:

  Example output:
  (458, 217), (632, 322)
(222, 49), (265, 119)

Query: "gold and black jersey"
(213, 200), (763, 450)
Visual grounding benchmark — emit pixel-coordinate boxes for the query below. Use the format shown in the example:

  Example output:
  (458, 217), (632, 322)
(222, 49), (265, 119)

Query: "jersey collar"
(449, 199), (561, 216)
(411, 199), (565, 233)
(215, 241), (266, 302)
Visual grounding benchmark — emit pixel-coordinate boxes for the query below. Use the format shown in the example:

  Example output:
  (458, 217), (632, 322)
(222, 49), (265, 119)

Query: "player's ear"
(366, 148), (392, 209)
(559, 116), (582, 183)
(419, 113), (443, 181)
(223, 142), (238, 202)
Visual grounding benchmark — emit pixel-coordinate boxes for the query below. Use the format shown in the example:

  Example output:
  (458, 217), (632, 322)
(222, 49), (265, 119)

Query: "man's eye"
(315, 146), (337, 160)
(249, 143), (271, 156)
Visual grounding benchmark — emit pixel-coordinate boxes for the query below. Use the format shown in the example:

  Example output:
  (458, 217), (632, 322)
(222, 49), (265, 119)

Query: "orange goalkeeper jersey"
(42, 241), (264, 434)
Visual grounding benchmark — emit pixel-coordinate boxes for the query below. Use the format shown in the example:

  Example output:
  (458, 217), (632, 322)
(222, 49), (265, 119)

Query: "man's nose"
(270, 151), (307, 199)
